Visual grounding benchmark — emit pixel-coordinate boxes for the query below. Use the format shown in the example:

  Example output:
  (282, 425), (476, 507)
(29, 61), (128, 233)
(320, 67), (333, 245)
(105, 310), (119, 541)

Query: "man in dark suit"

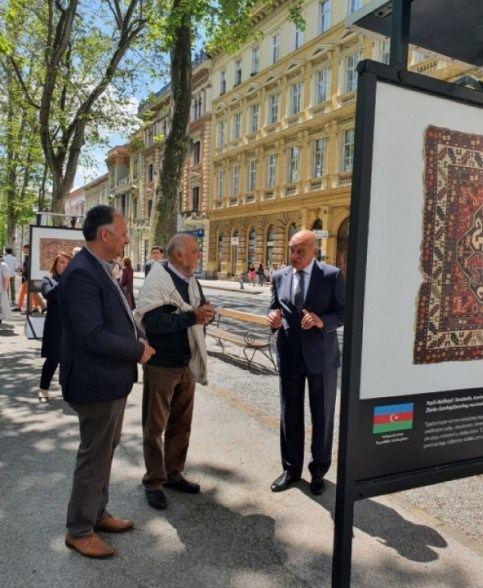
(58, 205), (155, 559)
(267, 230), (345, 495)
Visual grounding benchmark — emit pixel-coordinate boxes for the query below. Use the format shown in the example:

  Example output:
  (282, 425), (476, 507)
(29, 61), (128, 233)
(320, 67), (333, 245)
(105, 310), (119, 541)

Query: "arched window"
(287, 222), (297, 263)
(312, 218), (324, 260)
(247, 227), (256, 269)
(336, 218), (350, 277)
(217, 232), (225, 271)
(231, 229), (239, 275)
(266, 225), (274, 267)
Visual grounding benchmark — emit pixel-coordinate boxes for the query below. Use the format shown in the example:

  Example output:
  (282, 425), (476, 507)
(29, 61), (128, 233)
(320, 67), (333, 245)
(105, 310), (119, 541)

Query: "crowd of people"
(1, 206), (345, 560)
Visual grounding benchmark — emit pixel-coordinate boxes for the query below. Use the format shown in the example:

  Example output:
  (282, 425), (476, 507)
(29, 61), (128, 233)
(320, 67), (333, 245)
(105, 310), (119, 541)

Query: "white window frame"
(232, 165), (240, 195)
(344, 52), (359, 93)
(247, 159), (257, 192)
(220, 70), (226, 95)
(313, 138), (327, 177)
(267, 153), (277, 188)
(272, 32), (280, 64)
(232, 112), (241, 140)
(288, 147), (300, 183)
(217, 120), (226, 148)
(342, 129), (354, 172)
(234, 59), (242, 85)
(216, 170), (225, 199)
(251, 46), (260, 75)
(319, 1), (330, 34)
(249, 104), (259, 133)
(315, 68), (329, 103)
(267, 93), (279, 124)
(349, 0), (362, 14)
(379, 39), (390, 65)
(290, 82), (302, 115)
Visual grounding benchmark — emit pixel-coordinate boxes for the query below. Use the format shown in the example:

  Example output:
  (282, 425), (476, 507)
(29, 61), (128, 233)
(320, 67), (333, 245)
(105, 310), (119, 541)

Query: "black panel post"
(390, 0), (412, 70)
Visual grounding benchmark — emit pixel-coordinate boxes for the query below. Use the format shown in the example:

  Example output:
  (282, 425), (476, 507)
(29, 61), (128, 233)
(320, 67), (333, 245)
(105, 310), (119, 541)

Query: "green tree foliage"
(145, 0), (304, 246)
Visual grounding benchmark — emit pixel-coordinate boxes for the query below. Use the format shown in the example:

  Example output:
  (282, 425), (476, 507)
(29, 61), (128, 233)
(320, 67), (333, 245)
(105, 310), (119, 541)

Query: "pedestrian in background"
(38, 252), (71, 403)
(247, 266), (256, 286)
(257, 262), (266, 286)
(0, 254), (11, 324)
(13, 244), (45, 313)
(145, 245), (164, 276)
(120, 257), (135, 310)
(3, 248), (19, 304)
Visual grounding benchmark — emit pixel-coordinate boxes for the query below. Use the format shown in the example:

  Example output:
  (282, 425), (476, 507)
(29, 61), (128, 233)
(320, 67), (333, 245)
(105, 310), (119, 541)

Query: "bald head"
(167, 233), (201, 277)
(288, 229), (318, 270)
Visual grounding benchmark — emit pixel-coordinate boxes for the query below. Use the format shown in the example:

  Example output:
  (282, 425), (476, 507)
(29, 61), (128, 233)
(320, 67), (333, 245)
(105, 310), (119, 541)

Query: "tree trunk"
(151, 14), (192, 247)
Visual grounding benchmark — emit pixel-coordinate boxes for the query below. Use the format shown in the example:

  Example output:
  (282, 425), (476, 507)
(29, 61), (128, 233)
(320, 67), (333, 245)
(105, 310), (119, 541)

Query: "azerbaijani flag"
(373, 403), (414, 434)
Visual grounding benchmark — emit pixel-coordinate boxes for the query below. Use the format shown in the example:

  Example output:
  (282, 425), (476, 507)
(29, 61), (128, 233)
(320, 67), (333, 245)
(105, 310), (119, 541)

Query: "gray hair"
(166, 233), (193, 260)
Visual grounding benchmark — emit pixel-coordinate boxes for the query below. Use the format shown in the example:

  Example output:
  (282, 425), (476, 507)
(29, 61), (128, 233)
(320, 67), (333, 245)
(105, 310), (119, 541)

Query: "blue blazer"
(58, 248), (143, 404)
(270, 261), (345, 375)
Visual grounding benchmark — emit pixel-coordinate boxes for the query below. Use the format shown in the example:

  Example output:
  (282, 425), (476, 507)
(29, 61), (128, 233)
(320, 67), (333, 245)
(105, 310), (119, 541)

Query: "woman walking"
(38, 252), (70, 403)
(120, 257), (136, 310)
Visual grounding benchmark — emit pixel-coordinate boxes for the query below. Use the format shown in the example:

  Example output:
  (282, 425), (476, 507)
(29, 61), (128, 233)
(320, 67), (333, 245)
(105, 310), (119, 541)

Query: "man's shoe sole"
(65, 539), (116, 559)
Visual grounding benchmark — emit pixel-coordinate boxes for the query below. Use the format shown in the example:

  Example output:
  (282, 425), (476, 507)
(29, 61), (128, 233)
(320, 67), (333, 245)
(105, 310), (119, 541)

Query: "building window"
(319, 1), (330, 34)
(313, 138), (327, 177)
(267, 93), (279, 124)
(192, 95), (202, 120)
(342, 129), (354, 172)
(220, 70), (226, 95)
(216, 170), (225, 199)
(232, 165), (240, 195)
(349, 0), (362, 13)
(272, 32), (280, 64)
(147, 163), (154, 182)
(379, 39), (390, 64)
(288, 147), (300, 183)
(234, 59), (242, 85)
(216, 121), (226, 147)
(267, 153), (277, 188)
(232, 112), (241, 140)
(295, 26), (304, 50)
(249, 104), (259, 133)
(247, 227), (256, 267)
(290, 82), (302, 115)
(247, 159), (257, 192)
(345, 52), (359, 93)
(266, 225), (274, 266)
(192, 186), (200, 211)
(147, 199), (153, 218)
(315, 68), (329, 103)
(192, 141), (201, 165)
(251, 46), (260, 75)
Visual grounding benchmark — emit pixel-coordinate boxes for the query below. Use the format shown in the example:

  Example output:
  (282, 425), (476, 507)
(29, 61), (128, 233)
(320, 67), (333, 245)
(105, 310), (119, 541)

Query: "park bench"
(207, 307), (276, 369)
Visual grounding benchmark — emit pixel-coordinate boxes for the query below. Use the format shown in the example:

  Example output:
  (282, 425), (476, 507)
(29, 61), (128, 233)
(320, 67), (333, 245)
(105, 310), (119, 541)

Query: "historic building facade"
(205, 0), (478, 278)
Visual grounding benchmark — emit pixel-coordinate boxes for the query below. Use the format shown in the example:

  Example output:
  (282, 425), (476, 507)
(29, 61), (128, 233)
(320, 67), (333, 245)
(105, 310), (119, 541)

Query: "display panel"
(30, 226), (84, 281)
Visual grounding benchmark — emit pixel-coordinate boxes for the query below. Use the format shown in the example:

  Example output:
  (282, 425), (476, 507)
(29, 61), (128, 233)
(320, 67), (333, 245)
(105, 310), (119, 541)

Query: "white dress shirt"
(291, 259), (315, 304)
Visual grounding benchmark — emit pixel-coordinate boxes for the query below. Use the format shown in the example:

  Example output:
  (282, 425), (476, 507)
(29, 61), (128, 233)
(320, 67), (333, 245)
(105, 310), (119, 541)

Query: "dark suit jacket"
(40, 276), (61, 361)
(58, 248), (143, 404)
(270, 261), (345, 375)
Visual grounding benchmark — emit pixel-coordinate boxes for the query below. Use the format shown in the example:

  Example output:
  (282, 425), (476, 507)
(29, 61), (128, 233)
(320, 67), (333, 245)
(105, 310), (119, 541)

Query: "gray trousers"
(66, 397), (126, 537)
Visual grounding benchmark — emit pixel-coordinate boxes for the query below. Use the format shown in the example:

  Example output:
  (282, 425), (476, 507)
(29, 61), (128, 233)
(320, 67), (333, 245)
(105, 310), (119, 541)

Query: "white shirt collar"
(167, 262), (191, 283)
(292, 259), (315, 276)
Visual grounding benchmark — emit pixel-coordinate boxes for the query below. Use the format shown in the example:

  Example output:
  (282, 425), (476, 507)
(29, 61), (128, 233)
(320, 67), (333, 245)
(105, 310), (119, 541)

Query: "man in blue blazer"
(58, 205), (154, 558)
(267, 230), (345, 494)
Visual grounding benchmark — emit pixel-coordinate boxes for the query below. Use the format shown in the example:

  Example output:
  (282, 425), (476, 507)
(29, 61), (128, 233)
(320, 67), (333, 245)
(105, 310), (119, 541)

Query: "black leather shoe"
(310, 477), (326, 495)
(145, 488), (168, 510)
(271, 471), (300, 492)
(165, 476), (200, 494)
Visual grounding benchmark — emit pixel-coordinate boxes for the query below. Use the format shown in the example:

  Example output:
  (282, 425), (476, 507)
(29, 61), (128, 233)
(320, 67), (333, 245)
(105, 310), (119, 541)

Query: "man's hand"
(139, 339), (156, 364)
(267, 308), (282, 329)
(194, 302), (215, 325)
(301, 309), (324, 330)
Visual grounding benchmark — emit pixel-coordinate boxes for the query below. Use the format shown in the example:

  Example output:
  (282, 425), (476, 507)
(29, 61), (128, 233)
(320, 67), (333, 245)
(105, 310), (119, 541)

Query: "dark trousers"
(66, 397), (126, 537)
(142, 364), (195, 490)
(279, 366), (337, 479)
(9, 276), (16, 303)
(40, 358), (58, 390)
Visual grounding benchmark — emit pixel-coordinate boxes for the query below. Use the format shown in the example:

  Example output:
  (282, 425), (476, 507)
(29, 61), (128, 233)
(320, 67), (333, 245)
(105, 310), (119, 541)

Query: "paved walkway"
(0, 315), (482, 587)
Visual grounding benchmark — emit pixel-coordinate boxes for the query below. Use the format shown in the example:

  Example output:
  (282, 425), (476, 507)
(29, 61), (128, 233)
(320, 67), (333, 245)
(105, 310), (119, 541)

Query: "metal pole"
(389, 0), (412, 70)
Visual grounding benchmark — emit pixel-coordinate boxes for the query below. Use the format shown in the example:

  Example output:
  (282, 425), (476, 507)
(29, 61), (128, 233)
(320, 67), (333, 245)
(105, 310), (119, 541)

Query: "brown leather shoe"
(94, 514), (134, 534)
(65, 532), (116, 558)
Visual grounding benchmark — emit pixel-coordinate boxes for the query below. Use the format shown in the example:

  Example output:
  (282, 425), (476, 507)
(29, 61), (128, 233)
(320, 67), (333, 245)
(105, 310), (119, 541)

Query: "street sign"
(313, 230), (328, 239)
(182, 228), (204, 238)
